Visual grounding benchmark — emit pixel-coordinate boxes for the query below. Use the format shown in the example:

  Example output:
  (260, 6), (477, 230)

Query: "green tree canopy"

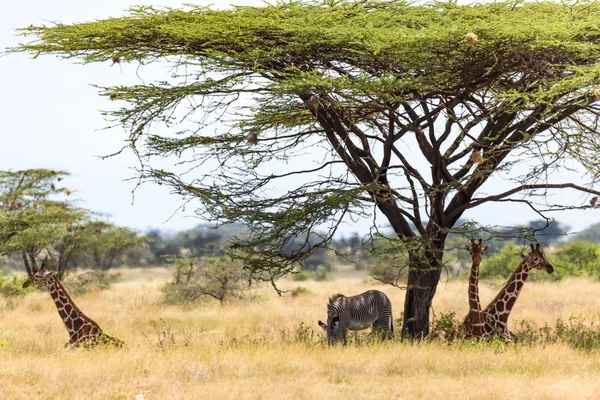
(10, 0), (600, 336)
(0, 169), (83, 276)
(80, 221), (145, 271)
(0, 169), (146, 278)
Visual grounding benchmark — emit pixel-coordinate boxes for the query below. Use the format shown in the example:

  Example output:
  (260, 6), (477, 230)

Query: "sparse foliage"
(61, 270), (121, 294)
(161, 251), (252, 305)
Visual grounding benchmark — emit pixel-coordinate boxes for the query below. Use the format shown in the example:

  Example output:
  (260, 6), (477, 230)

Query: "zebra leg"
(373, 318), (393, 340)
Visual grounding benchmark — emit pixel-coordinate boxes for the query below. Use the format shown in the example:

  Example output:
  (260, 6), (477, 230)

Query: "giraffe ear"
(520, 253), (527, 259)
(39, 263), (46, 272)
(483, 244), (490, 252)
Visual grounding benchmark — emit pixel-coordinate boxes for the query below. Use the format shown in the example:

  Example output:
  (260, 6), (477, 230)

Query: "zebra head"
(318, 294), (345, 345)
(318, 316), (342, 346)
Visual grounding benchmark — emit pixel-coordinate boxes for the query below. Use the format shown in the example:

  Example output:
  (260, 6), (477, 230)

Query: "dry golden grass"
(1, 268), (600, 400)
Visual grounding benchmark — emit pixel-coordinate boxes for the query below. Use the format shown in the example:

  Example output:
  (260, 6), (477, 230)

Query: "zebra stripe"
(318, 290), (394, 345)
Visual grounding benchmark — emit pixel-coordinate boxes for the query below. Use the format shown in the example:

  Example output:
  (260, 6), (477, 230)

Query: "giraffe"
(480, 243), (554, 340)
(462, 239), (489, 339)
(22, 264), (124, 348)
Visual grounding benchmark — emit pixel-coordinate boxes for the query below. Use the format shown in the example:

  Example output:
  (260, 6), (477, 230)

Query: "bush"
(61, 270), (121, 294)
(430, 310), (461, 333)
(290, 286), (311, 297)
(313, 270), (331, 281)
(290, 271), (311, 281)
(513, 315), (600, 352)
(551, 240), (600, 278)
(0, 272), (34, 297)
(479, 242), (523, 279)
(161, 254), (251, 305)
(289, 270), (333, 282)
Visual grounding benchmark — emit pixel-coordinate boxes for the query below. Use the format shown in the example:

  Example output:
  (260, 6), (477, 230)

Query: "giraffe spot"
(496, 302), (505, 313)
(506, 297), (517, 309)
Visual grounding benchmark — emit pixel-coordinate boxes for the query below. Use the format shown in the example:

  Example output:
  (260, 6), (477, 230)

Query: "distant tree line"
(2, 169), (599, 287)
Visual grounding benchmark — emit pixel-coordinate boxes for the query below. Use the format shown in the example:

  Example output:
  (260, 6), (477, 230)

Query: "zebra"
(318, 290), (394, 345)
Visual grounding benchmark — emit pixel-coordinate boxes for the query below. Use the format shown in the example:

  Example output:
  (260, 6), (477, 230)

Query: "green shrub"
(290, 270), (332, 282)
(513, 315), (600, 352)
(479, 242), (523, 279)
(0, 272), (34, 297)
(161, 254), (251, 305)
(290, 271), (311, 281)
(551, 240), (600, 278)
(290, 286), (311, 297)
(313, 270), (332, 281)
(430, 310), (461, 333)
(61, 270), (121, 294)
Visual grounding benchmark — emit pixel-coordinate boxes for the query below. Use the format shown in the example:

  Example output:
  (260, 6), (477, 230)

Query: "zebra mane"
(328, 293), (345, 306)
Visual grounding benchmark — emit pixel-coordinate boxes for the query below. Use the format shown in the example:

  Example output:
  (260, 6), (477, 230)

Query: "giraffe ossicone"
(23, 264), (124, 349)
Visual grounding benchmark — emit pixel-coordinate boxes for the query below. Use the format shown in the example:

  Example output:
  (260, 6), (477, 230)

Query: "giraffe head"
(466, 239), (490, 264)
(521, 243), (554, 274)
(22, 264), (55, 288)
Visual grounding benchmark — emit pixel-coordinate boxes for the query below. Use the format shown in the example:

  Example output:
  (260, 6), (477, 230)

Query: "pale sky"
(1, 0), (599, 237)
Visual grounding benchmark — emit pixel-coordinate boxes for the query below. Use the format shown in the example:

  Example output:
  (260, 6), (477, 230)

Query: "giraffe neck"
(484, 259), (532, 324)
(46, 277), (93, 337)
(468, 258), (482, 313)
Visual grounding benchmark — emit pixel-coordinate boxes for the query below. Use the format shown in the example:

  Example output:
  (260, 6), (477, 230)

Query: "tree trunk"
(93, 248), (102, 270)
(401, 235), (446, 339)
(28, 250), (38, 274)
(22, 252), (32, 277)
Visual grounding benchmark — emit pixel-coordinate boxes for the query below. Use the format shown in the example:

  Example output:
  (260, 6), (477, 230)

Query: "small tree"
(161, 253), (251, 305)
(0, 169), (84, 276)
(84, 221), (145, 270)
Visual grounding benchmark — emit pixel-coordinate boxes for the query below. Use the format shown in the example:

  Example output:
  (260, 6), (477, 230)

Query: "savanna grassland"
(2, 267), (600, 400)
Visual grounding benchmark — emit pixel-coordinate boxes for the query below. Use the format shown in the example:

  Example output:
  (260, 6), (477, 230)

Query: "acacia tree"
(83, 221), (145, 271)
(11, 1), (600, 336)
(0, 169), (83, 276)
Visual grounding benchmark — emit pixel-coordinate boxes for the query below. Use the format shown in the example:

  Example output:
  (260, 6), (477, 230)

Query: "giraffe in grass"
(23, 264), (124, 348)
(480, 243), (554, 340)
(462, 239), (490, 339)
(428, 239), (489, 342)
